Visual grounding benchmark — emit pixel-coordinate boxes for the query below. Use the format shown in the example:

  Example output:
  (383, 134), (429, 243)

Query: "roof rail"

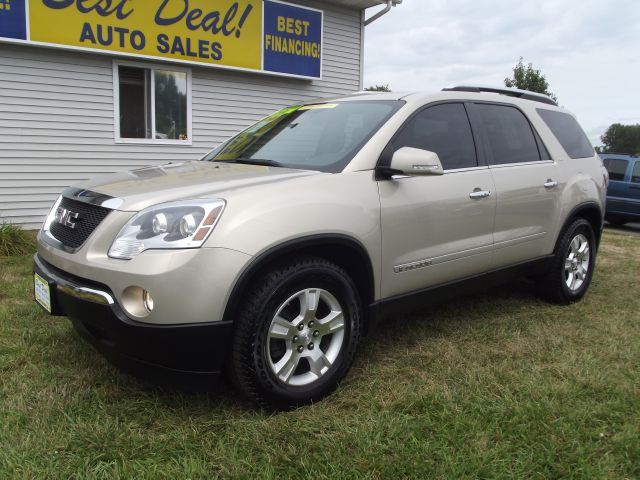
(442, 85), (558, 106)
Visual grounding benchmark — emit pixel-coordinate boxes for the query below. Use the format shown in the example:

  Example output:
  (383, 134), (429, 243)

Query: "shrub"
(0, 223), (36, 257)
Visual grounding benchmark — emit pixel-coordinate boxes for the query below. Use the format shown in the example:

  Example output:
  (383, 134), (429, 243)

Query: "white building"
(0, 0), (400, 228)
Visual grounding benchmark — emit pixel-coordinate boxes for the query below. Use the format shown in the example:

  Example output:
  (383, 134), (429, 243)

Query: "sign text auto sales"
(0, 0), (324, 79)
(44, 0), (253, 61)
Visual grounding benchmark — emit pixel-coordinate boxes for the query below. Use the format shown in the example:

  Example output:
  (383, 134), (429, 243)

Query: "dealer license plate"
(34, 273), (52, 313)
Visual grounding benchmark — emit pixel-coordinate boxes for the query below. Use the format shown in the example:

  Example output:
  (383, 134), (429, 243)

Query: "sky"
(363, 0), (640, 147)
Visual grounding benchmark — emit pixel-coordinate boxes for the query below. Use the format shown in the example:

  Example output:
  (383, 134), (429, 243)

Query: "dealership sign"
(0, 0), (323, 79)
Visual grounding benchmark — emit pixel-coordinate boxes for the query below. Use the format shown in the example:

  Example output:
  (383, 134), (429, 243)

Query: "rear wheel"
(230, 256), (362, 410)
(537, 218), (596, 304)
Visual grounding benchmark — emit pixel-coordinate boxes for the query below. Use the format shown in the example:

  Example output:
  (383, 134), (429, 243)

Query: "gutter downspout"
(361, 0), (401, 89)
(364, 0), (401, 26)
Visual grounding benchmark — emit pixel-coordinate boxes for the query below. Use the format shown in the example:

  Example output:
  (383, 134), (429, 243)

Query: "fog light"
(143, 290), (154, 312)
(122, 286), (153, 318)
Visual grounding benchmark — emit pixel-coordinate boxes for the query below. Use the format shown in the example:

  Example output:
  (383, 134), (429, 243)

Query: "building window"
(114, 62), (191, 144)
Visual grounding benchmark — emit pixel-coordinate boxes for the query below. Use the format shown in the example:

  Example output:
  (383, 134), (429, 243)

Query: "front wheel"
(537, 218), (596, 304)
(230, 256), (362, 410)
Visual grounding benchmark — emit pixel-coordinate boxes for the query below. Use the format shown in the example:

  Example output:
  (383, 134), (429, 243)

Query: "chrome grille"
(49, 197), (111, 249)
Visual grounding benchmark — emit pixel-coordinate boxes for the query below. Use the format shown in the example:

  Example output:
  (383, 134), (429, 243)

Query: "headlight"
(42, 195), (63, 232)
(108, 199), (225, 259)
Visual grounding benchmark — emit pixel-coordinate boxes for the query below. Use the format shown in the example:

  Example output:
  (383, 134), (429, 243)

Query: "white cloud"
(363, 0), (640, 145)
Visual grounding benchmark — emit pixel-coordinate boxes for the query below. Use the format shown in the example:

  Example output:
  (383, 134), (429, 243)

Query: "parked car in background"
(600, 153), (640, 225)
(34, 86), (606, 409)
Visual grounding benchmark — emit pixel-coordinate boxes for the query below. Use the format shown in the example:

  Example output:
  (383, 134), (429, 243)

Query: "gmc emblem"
(55, 207), (80, 229)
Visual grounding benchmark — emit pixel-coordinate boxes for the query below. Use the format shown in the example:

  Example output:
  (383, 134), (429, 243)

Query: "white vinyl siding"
(0, 1), (363, 228)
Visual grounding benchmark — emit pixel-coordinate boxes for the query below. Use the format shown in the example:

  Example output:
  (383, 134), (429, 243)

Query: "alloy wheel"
(564, 233), (590, 292)
(266, 288), (346, 387)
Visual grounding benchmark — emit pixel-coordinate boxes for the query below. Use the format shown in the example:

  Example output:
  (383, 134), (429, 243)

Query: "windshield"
(202, 100), (404, 173)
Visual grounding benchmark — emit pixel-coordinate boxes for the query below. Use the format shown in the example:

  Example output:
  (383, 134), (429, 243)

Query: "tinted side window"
(602, 158), (629, 181)
(473, 104), (541, 165)
(534, 129), (551, 160)
(393, 103), (477, 170)
(537, 109), (594, 159)
(631, 161), (640, 183)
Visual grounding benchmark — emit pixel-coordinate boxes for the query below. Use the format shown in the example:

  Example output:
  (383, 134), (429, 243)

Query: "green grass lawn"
(1, 233), (638, 479)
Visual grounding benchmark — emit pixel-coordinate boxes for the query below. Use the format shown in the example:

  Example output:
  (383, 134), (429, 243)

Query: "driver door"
(378, 103), (496, 299)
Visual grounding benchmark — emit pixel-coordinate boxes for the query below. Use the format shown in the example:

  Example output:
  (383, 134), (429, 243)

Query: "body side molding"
(370, 255), (554, 323)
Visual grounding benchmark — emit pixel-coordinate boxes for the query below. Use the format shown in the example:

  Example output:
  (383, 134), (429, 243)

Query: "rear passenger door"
(467, 103), (560, 268)
(378, 103), (496, 299)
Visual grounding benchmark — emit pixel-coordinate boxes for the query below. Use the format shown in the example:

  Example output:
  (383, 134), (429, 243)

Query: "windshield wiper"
(236, 158), (282, 167)
(219, 158), (283, 167)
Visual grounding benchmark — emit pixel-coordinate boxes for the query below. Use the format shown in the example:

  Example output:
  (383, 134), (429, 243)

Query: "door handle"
(469, 189), (491, 199)
(544, 179), (558, 189)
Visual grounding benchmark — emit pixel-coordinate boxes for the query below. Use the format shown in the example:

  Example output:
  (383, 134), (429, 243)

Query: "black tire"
(536, 218), (596, 305)
(230, 255), (362, 410)
(606, 216), (626, 227)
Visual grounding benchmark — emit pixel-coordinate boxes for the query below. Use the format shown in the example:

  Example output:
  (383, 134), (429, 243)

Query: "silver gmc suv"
(34, 86), (607, 409)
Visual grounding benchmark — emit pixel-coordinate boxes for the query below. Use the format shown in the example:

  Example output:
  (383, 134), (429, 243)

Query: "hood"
(66, 161), (322, 211)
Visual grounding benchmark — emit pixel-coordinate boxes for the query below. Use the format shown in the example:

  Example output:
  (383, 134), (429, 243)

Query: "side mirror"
(389, 147), (444, 176)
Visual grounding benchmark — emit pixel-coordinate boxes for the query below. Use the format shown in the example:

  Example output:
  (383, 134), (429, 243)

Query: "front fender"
(204, 170), (382, 306)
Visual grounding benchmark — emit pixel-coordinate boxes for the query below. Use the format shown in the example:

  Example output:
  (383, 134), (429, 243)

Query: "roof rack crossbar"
(442, 85), (558, 106)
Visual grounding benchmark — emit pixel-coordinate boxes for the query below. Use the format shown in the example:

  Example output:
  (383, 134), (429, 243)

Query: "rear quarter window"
(537, 109), (594, 159)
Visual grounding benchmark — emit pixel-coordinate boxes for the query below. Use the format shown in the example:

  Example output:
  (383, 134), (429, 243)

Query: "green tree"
(600, 123), (640, 155)
(504, 57), (557, 102)
(365, 84), (391, 92)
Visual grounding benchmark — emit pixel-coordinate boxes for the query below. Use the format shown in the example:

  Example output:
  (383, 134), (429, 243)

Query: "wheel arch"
(555, 202), (603, 252)
(222, 234), (376, 330)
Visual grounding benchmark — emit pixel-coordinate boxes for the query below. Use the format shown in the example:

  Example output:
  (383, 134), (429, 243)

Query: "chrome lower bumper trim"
(34, 255), (115, 306)
(56, 284), (115, 305)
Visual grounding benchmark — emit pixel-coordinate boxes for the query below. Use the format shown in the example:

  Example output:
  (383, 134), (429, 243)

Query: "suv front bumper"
(34, 254), (233, 389)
